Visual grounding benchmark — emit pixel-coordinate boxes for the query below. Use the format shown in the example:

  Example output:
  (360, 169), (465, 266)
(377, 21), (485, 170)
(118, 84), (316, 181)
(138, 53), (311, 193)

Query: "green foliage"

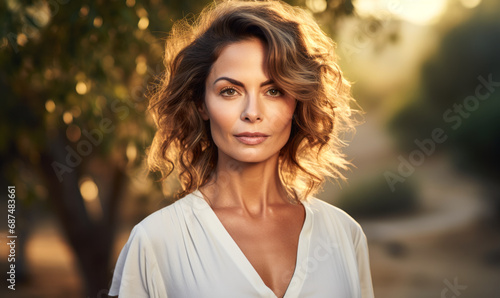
(336, 175), (418, 218)
(389, 7), (500, 181)
(0, 0), (214, 189)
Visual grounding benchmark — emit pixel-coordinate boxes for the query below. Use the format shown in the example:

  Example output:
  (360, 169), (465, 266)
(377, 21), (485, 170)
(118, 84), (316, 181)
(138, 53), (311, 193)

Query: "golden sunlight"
(355, 0), (449, 25)
(460, 0), (482, 9)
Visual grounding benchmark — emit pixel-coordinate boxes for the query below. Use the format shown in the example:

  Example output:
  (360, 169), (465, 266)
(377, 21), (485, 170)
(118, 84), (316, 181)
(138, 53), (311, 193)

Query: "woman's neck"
(200, 153), (290, 216)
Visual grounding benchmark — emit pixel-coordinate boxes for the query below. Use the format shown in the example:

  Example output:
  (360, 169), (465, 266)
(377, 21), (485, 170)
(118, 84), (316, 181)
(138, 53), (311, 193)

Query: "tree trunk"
(38, 130), (126, 297)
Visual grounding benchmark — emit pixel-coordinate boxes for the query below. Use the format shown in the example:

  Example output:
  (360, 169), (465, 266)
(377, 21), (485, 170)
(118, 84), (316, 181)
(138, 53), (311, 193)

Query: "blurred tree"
(389, 2), (500, 217)
(0, 0), (211, 295)
(337, 175), (417, 218)
(0, 0), (354, 296)
(306, 0), (354, 35)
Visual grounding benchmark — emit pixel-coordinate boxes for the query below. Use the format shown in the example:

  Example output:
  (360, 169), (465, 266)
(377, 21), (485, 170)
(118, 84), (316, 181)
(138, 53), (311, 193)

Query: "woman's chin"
(223, 152), (279, 165)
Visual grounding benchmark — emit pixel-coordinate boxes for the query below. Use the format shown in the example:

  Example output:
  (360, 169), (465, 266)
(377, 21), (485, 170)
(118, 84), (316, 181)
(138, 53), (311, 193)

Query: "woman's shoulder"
(133, 192), (201, 241)
(306, 196), (365, 237)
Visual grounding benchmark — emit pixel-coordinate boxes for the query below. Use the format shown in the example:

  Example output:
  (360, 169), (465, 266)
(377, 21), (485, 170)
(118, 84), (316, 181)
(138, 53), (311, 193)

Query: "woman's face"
(200, 38), (296, 164)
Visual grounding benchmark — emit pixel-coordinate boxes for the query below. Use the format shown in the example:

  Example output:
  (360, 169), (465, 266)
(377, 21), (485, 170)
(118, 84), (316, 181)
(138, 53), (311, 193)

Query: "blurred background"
(1, 0), (499, 297)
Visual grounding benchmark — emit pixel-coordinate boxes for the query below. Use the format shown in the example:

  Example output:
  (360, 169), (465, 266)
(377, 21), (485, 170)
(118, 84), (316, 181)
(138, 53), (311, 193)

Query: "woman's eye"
(220, 88), (238, 96)
(266, 88), (283, 97)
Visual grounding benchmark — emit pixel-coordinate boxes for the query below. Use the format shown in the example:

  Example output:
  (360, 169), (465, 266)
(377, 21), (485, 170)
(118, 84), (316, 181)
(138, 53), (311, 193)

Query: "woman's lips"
(234, 133), (269, 145)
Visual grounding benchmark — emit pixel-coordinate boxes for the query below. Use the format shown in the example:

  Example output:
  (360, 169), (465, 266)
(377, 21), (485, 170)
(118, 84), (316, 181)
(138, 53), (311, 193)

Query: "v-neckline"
(190, 189), (313, 298)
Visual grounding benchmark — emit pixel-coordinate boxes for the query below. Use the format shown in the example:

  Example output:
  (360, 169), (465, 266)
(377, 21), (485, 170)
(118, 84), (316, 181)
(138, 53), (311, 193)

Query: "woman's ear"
(197, 102), (210, 121)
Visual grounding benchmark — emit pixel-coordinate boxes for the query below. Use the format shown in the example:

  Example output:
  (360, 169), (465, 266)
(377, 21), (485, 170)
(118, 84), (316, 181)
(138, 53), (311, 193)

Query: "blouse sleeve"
(354, 227), (375, 298)
(108, 224), (166, 298)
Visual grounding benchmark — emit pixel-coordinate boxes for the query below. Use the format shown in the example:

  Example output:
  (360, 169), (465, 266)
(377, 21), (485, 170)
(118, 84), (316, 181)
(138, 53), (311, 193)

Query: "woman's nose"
(240, 93), (262, 122)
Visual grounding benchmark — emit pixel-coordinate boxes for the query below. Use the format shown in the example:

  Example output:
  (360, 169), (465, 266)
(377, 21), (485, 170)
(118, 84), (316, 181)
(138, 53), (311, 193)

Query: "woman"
(109, 0), (373, 297)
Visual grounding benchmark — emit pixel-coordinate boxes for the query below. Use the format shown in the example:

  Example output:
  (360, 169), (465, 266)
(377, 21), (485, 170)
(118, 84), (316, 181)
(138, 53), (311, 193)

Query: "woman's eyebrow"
(213, 77), (274, 87)
(213, 77), (243, 87)
(260, 79), (273, 87)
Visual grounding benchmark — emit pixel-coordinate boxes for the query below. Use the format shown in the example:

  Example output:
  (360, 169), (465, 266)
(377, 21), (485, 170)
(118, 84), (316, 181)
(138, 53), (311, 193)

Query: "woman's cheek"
(269, 105), (294, 132)
(209, 108), (238, 137)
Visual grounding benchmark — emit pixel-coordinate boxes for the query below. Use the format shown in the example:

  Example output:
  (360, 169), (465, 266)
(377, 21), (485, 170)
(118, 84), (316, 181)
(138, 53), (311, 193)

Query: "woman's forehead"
(208, 38), (271, 84)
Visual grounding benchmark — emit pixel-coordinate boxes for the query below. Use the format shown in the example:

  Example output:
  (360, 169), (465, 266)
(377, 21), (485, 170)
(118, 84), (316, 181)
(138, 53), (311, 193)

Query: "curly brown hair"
(146, 0), (360, 202)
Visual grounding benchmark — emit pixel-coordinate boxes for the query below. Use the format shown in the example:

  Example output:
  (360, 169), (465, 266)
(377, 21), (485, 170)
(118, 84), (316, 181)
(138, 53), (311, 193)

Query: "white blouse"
(109, 190), (374, 298)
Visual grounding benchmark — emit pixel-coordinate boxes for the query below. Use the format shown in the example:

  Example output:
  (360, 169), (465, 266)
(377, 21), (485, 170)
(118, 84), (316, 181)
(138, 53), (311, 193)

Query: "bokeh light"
(45, 99), (56, 113)
(63, 111), (73, 124)
(79, 5), (89, 17)
(126, 0), (136, 8)
(126, 142), (137, 163)
(93, 16), (103, 28)
(75, 81), (88, 95)
(17, 33), (28, 46)
(138, 17), (149, 30)
(135, 55), (147, 75)
(306, 0), (327, 13)
(79, 178), (99, 202)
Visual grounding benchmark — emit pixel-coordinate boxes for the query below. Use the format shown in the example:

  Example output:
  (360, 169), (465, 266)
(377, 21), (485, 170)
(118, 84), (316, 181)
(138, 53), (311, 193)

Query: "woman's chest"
(213, 207), (305, 296)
